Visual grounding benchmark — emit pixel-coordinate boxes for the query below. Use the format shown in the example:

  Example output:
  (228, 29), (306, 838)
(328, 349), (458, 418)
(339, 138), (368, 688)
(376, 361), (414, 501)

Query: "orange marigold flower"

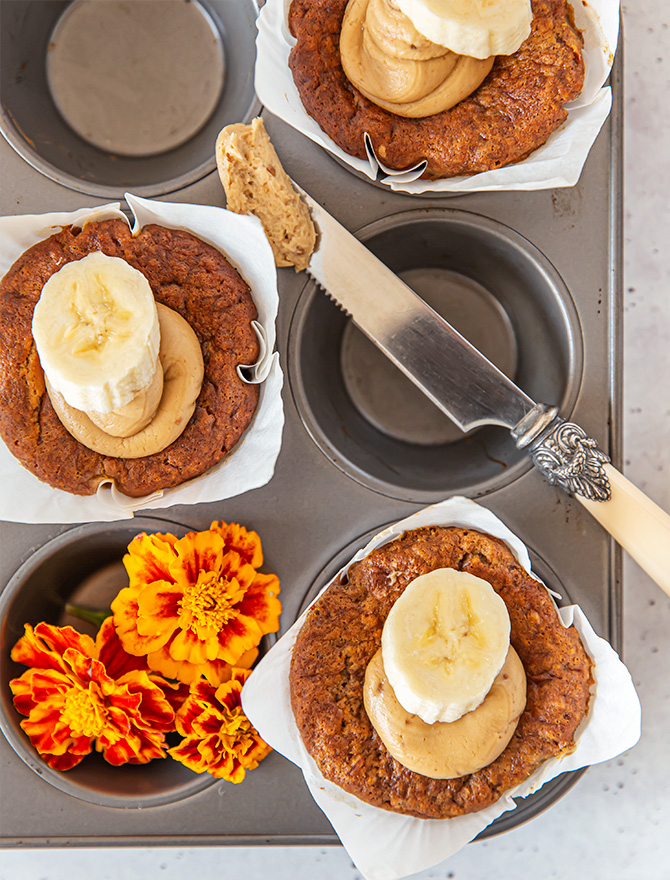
(210, 521), (263, 568)
(112, 522), (281, 686)
(168, 669), (271, 782)
(10, 618), (180, 771)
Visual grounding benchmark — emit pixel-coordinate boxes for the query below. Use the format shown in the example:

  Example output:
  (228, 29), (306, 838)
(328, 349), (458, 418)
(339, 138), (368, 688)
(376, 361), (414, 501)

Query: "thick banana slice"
(47, 304), (204, 459)
(394, 0), (532, 59)
(381, 568), (510, 724)
(32, 251), (160, 413)
(364, 646), (526, 778)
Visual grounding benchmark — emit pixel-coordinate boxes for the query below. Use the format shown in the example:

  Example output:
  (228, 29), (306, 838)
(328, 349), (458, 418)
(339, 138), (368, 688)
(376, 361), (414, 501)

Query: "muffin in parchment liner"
(255, 0), (619, 193)
(242, 497), (640, 880)
(0, 195), (283, 523)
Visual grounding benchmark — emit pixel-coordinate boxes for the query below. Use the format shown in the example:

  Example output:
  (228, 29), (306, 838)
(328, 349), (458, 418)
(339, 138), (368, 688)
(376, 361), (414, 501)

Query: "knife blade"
(304, 194), (538, 436)
(300, 188), (670, 595)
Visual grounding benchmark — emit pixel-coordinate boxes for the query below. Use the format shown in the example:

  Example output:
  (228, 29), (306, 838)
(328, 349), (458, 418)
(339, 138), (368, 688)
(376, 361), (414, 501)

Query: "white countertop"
(2, 3), (669, 878)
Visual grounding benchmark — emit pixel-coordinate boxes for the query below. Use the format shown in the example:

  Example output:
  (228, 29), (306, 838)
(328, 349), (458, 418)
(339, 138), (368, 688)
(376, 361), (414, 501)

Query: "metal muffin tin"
(0, 0), (622, 849)
(288, 209), (583, 501)
(0, 0), (260, 197)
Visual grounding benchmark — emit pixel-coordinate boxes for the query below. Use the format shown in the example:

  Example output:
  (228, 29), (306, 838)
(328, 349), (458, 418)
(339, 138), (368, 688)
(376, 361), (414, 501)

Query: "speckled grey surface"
(1, 1), (669, 878)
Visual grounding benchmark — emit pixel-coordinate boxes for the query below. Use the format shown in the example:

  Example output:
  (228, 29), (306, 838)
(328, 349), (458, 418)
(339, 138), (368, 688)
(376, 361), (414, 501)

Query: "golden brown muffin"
(0, 220), (260, 496)
(288, 0), (584, 179)
(290, 526), (592, 818)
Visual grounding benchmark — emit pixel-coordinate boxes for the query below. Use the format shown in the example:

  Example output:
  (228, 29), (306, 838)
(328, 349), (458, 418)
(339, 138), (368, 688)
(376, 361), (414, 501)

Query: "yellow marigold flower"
(112, 522), (281, 686)
(168, 669), (271, 782)
(10, 619), (180, 771)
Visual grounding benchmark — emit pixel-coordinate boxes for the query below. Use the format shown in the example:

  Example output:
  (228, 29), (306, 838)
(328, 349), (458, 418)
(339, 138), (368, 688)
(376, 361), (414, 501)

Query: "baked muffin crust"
(288, 0), (584, 179)
(290, 526), (592, 818)
(0, 220), (260, 496)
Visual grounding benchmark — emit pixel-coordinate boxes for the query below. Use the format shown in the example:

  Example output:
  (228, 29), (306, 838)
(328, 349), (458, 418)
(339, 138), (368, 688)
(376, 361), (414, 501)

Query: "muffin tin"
(288, 209), (583, 501)
(0, 0), (260, 197)
(0, 518), (217, 809)
(0, 1), (623, 849)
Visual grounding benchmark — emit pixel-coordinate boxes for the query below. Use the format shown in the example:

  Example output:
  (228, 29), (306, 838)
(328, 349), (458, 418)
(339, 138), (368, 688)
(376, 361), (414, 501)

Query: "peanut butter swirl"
(340, 0), (494, 118)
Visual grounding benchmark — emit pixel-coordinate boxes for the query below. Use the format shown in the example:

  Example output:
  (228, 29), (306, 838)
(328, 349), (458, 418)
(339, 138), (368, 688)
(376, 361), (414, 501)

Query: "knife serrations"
(301, 191), (537, 434)
(312, 275), (353, 320)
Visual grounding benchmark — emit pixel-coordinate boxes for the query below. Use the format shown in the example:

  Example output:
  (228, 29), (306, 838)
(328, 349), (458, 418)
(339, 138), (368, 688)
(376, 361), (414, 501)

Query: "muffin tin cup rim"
(0, 0), (262, 199)
(294, 518), (586, 837)
(0, 115), (244, 199)
(242, 497), (640, 871)
(288, 206), (584, 501)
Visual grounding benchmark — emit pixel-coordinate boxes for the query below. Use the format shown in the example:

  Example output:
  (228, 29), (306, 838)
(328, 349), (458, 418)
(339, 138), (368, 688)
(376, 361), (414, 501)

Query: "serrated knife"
(301, 190), (670, 595)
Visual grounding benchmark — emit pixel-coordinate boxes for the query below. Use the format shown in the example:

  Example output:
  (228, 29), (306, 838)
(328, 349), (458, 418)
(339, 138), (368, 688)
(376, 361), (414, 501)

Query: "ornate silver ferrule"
(512, 403), (560, 448)
(524, 418), (612, 502)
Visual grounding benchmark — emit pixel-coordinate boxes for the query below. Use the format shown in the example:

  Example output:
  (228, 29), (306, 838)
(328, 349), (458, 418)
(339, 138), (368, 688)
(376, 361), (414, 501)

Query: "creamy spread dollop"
(216, 117), (316, 272)
(87, 359), (164, 437)
(48, 304), (204, 458)
(340, 0), (494, 118)
(364, 646), (526, 778)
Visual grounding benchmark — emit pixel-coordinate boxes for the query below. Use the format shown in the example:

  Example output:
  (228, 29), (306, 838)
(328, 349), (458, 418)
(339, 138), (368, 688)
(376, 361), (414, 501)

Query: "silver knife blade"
(302, 190), (536, 435)
(296, 191), (670, 596)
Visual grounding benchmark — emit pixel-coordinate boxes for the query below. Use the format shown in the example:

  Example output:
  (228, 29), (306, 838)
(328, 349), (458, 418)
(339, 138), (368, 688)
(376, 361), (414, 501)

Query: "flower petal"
(168, 736), (207, 773)
(123, 532), (178, 587)
(213, 615), (264, 666)
(169, 628), (209, 665)
(95, 617), (150, 679)
(219, 552), (257, 593)
(112, 585), (178, 655)
(172, 531), (224, 584)
(198, 658), (239, 688)
(11, 623), (95, 674)
(209, 522), (264, 569)
(117, 673), (176, 730)
(136, 582), (183, 637)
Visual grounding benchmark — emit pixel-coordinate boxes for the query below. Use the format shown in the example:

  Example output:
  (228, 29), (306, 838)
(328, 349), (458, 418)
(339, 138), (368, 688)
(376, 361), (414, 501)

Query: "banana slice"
(32, 251), (160, 414)
(394, 0), (532, 59)
(381, 568), (510, 724)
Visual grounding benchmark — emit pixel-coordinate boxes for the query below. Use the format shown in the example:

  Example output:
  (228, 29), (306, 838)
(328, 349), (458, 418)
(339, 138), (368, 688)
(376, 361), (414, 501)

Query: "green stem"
(65, 604), (110, 630)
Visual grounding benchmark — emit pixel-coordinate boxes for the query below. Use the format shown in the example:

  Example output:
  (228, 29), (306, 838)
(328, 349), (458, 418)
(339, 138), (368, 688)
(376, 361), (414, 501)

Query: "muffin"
(0, 219), (260, 497)
(287, 0), (584, 179)
(290, 525), (593, 818)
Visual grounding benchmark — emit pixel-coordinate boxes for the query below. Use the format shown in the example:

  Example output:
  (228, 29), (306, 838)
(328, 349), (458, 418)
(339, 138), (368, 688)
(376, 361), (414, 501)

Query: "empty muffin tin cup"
(289, 208), (583, 501)
(0, 517), (219, 808)
(0, 0), (260, 197)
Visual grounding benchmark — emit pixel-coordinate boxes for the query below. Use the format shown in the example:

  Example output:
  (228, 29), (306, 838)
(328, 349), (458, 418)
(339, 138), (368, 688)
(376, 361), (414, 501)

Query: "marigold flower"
(112, 522), (281, 686)
(168, 669), (271, 782)
(10, 618), (180, 771)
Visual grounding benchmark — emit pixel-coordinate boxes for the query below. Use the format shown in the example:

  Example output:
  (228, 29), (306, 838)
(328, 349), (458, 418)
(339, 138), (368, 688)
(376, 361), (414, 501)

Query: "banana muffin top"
(0, 220), (259, 497)
(290, 526), (593, 818)
(287, 0), (584, 179)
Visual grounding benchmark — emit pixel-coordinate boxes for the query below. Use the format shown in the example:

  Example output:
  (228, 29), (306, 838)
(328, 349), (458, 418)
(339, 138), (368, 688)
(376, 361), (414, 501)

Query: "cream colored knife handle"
(527, 419), (670, 595)
(576, 464), (670, 596)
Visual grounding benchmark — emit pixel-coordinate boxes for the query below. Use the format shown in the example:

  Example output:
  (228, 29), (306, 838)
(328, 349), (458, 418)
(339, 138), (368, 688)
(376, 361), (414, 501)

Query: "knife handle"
(528, 420), (670, 595)
(576, 463), (670, 596)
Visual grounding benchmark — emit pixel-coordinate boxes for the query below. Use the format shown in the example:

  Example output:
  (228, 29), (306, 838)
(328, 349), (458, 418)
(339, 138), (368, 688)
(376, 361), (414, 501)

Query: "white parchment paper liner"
(0, 196), (284, 523)
(256, 0), (619, 193)
(243, 497), (641, 880)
